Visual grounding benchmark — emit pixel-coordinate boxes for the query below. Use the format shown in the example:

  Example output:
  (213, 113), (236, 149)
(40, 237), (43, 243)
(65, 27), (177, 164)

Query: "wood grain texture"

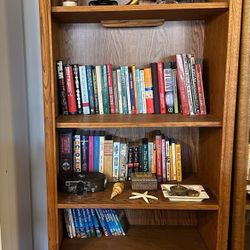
(51, 3), (229, 23)
(61, 226), (208, 250)
(56, 114), (222, 128)
(57, 20), (204, 68)
(39, 0), (59, 249)
(230, 0), (249, 248)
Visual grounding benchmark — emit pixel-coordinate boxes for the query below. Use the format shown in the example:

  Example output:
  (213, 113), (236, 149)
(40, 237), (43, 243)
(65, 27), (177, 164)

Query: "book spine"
(107, 64), (115, 114)
(95, 209), (109, 236)
(72, 64), (83, 114)
(59, 129), (73, 172)
(64, 209), (73, 238)
(142, 138), (148, 172)
(103, 137), (113, 181)
(195, 64), (207, 115)
(88, 135), (94, 172)
(169, 144), (173, 181)
(140, 69), (147, 114)
(175, 144), (182, 182)
(76, 208), (87, 238)
(86, 65), (95, 114)
(99, 209), (112, 236)
(161, 137), (166, 182)
(81, 209), (91, 238)
(125, 66), (132, 114)
(99, 136), (105, 173)
(94, 135), (100, 172)
(95, 66), (104, 114)
(73, 132), (81, 173)
(112, 70), (119, 114)
(110, 210), (122, 236)
(171, 139), (177, 181)
(133, 146), (140, 172)
(148, 142), (153, 173)
(151, 63), (160, 114)
(81, 135), (88, 172)
(79, 66), (90, 115)
(119, 143), (128, 181)
(120, 66), (128, 114)
(104, 209), (116, 236)
(176, 54), (190, 115)
(131, 66), (138, 113)
(86, 209), (96, 237)
(152, 143), (156, 174)
(171, 62), (179, 114)
(116, 69), (123, 114)
(68, 209), (76, 238)
(128, 69), (136, 114)
(90, 209), (102, 238)
(113, 141), (120, 181)
(136, 69), (143, 114)
(101, 65), (110, 114)
(92, 67), (99, 114)
(189, 55), (200, 114)
(182, 54), (195, 115)
(64, 64), (77, 114)
(56, 60), (68, 115)
(127, 146), (134, 180)
(144, 68), (154, 114)
(165, 139), (171, 181)
(164, 62), (174, 114)
(155, 134), (162, 182)
(72, 208), (80, 238)
(157, 62), (166, 114)
(112, 210), (125, 236)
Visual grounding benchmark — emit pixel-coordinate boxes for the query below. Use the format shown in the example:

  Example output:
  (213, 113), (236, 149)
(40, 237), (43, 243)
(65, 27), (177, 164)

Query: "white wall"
(0, 0), (33, 249)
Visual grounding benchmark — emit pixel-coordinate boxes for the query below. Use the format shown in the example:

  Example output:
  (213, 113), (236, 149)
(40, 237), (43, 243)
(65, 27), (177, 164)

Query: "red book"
(195, 64), (207, 115)
(176, 55), (190, 115)
(88, 135), (94, 172)
(155, 133), (162, 182)
(157, 62), (166, 114)
(107, 64), (115, 114)
(64, 64), (77, 114)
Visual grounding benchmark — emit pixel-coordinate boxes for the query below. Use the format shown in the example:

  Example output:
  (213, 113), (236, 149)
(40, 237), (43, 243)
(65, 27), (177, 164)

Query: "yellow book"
(169, 145), (174, 181)
(175, 144), (182, 182)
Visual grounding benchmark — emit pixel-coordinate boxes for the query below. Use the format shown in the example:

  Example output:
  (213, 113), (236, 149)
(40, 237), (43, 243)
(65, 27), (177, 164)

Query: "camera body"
(58, 172), (107, 195)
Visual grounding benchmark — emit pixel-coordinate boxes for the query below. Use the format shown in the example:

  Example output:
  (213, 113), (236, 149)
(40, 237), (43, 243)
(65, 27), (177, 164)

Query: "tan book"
(103, 136), (113, 182)
(175, 144), (182, 182)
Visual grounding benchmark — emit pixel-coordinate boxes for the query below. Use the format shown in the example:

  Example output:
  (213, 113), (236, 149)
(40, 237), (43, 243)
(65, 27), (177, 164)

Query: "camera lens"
(76, 181), (84, 195)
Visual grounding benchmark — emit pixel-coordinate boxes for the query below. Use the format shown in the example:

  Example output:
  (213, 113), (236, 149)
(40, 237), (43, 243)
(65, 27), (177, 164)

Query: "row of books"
(64, 208), (128, 239)
(59, 129), (182, 182)
(56, 54), (206, 116)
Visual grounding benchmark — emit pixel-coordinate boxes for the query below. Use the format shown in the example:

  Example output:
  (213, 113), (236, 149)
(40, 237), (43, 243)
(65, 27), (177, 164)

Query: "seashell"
(110, 182), (124, 199)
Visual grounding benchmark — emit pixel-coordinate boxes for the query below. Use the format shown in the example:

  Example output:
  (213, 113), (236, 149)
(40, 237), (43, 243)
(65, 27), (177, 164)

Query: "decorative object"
(110, 181), (125, 199)
(126, 0), (140, 5)
(62, 0), (78, 6)
(161, 184), (209, 202)
(131, 172), (158, 191)
(129, 191), (158, 203)
(89, 0), (118, 6)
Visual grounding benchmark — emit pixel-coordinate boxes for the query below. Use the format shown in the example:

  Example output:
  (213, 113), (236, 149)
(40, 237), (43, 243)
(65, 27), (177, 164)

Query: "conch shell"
(110, 182), (124, 199)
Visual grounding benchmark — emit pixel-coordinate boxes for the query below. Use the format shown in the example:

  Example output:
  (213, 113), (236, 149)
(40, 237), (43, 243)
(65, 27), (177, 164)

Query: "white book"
(68, 209), (76, 238)
(148, 142), (154, 172)
(112, 70), (119, 114)
(171, 140), (177, 181)
(125, 66), (131, 114)
(140, 69), (147, 114)
(99, 136), (105, 173)
(79, 66), (90, 114)
(116, 69), (123, 114)
(165, 140), (171, 181)
(95, 66), (104, 114)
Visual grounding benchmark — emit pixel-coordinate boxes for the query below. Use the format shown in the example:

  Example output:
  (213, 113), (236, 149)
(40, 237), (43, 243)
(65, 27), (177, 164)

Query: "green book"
(101, 65), (110, 114)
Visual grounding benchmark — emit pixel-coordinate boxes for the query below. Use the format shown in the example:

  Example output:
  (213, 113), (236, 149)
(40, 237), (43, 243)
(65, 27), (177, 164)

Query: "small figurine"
(110, 182), (124, 199)
(129, 191), (158, 204)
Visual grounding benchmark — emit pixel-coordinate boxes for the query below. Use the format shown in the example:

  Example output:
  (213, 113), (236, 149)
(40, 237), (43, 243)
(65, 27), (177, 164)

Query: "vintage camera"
(58, 172), (107, 195)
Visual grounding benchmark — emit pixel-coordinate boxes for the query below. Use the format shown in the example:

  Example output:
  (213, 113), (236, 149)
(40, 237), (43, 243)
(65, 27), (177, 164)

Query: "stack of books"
(64, 209), (128, 239)
(59, 129), (182, 183)
(56, 54), (206, 116)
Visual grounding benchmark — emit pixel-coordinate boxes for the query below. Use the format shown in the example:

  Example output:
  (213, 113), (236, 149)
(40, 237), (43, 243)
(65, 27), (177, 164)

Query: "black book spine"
(59, 129), (73, 172)
(72, 64), (83, 114)
(127, 146), (134, 180)
(81, 134), (89, 172)
(142, 138), (148, 172)
(56, 60), (69, 115)
(133, 146), (140, 172)
(151, 63), (160, 114)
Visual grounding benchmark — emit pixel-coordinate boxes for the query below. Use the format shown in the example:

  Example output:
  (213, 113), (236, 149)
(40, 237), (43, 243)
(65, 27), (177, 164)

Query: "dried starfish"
(129, 191), (158, 204)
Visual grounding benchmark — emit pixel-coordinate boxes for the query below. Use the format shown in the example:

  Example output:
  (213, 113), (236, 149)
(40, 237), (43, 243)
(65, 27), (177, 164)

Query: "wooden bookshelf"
(39, 0), (243, 249)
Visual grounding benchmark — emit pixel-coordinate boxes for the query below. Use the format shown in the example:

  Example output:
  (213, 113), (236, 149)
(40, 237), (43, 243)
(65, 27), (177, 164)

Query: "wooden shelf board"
(52, 3), (229, 23)
(61, 225), (207, 250)
(58, 177), (218, 210)
(56, 114), (222, 128)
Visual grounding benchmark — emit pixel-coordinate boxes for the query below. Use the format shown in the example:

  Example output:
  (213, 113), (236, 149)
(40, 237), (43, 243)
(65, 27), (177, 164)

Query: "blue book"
(81, 209), (91, 238)
(136, 69), (143, 114)
(112, 209), (126, 236)
(103, 209), (115, 236)
(93, 135), (100, 172)
(111, 209), (124, 236)
(76, 208), (87, 238)
(120, 66), (128, 114)
(128, 69), (136, 114)
(95, 209), (110, 236)
(101, 65), (110, 114)
(86, 209), (96, 237)
(72, 208), (81, 238)
(86, 65), (95, 114)
(107, 209), (120, 236)
(99, 209), (112, 236)
(90, 209), (102, 238)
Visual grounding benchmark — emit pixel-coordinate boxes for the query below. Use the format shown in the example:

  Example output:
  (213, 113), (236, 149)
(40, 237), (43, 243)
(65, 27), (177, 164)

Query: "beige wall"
(0, 0), (32, 249)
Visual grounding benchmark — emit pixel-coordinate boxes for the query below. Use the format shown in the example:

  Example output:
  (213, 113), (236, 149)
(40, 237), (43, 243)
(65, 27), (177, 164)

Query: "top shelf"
(51, 2), (229, 23)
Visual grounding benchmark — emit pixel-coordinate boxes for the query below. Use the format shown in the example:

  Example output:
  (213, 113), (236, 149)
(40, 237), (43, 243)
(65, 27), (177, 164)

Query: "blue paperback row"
(64, 208), (127, 239)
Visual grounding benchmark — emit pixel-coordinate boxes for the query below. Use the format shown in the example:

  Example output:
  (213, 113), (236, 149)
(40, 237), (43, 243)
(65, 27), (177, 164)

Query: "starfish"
(129, 191), (158, 204)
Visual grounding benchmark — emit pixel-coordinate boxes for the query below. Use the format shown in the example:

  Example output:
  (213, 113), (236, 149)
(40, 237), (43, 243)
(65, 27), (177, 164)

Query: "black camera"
(58, 172), (107, 195)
